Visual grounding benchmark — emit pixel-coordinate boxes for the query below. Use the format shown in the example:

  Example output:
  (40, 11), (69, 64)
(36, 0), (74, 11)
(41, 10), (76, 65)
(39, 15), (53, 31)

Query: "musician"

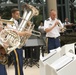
(44, 9), (63, 53)
(38, 21), (44, 33)
(7, 8), (31, 75)
(0, 14), (7, 75)
(63, 18), (74, 34)
(38, 21), (45, 37)
(63, 18), (73, 26)
(64, 18), (71, 25)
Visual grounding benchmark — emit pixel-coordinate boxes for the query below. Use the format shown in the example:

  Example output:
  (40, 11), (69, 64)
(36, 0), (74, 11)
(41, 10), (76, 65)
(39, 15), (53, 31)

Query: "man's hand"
(18, 30), (32, 36)
(3, 41), (9, 48)
(55, 20), (60, 26)
(25, 30), (32, 36)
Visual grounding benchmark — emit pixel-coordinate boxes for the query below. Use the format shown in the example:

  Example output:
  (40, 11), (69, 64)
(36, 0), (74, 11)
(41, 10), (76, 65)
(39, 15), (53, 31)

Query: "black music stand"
(23, 35), (45, 68)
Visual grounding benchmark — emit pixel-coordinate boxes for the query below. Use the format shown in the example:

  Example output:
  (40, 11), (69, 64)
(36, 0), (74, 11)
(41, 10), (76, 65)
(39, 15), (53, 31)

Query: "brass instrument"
(32, 30), (41, 37)
(18, 3), (40, 48)
(0, 19), (14, 25)
(0, 29), (20, 65)
(60, 27), (66, 32)
(0, 29), (20, 51)
(57, 20), (66, 32)
(19, 17), (41, 37)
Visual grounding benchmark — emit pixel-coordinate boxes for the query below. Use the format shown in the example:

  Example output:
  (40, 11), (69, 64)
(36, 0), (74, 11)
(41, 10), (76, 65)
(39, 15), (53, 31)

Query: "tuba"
(18, 3), (40, 48)
(0, 3), (39, 65)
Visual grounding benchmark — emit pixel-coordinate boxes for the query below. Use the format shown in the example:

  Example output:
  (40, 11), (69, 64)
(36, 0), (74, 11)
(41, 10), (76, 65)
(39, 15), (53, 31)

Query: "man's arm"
(17, 31), (32, 36)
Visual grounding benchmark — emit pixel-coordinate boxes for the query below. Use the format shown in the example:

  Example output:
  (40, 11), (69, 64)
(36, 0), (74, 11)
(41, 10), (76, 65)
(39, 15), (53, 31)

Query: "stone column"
(46, 0), (57, 17)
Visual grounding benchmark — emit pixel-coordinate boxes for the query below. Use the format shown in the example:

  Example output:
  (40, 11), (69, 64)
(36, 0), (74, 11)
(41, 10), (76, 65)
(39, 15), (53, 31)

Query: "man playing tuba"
(0, 3), (39, 75)
(7, 8), (32, 75)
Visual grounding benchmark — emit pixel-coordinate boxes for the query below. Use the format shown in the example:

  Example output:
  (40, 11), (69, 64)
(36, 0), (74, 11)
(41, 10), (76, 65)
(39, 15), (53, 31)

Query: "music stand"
(23, 35), (45, 68)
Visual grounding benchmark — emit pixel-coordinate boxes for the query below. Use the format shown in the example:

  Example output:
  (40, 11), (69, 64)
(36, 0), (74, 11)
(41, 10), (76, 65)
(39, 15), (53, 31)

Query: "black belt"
(48, 37), (59, 39)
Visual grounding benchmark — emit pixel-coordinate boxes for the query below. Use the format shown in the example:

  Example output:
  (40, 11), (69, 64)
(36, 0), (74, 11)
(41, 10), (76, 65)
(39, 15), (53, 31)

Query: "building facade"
(47, 0), (76, 23)
(0, 0), (76, 24)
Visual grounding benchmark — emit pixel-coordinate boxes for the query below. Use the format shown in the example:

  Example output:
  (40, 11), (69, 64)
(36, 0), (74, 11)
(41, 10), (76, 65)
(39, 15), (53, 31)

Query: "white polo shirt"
(44, 18), (63, 38)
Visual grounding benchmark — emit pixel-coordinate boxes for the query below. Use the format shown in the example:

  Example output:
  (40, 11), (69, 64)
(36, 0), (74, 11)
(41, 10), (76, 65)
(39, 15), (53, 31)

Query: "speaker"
(46, 52), (76, 75)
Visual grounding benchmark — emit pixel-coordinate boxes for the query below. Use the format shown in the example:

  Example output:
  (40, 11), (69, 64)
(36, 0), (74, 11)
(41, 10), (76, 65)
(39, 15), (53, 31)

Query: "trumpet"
(0, 19), (14, 25)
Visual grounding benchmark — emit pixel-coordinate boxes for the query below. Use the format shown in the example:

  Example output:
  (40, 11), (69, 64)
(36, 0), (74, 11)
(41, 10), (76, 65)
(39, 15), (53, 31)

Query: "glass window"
(57, 6), (62, 21)
(0, 6), (18, 19)
(62, 0), (65, 4)
(11, 0), (17, 3)
(57, 0), (61, 4)
(57, 0), (66, 22)
(62, 6), (66, 22)
(0, 0), (47, 29)
(57, 0), (65, 4)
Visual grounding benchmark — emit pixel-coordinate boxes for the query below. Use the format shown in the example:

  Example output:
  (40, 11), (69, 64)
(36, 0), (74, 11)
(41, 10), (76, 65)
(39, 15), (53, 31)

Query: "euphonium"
(0, 26), (20, 65)
(0, 15), (20, 65)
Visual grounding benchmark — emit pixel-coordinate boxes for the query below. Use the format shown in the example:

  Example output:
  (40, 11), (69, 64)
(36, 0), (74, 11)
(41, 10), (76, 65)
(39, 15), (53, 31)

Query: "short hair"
(11, 8), (19, 14)
(50, 9), (55, 12)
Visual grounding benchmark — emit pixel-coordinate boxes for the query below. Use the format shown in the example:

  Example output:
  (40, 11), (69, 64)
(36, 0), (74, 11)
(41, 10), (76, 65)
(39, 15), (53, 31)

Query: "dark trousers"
(11, 48), (24, 75)
(0, 64), (7, 75)
(48, 37), (61, 53)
